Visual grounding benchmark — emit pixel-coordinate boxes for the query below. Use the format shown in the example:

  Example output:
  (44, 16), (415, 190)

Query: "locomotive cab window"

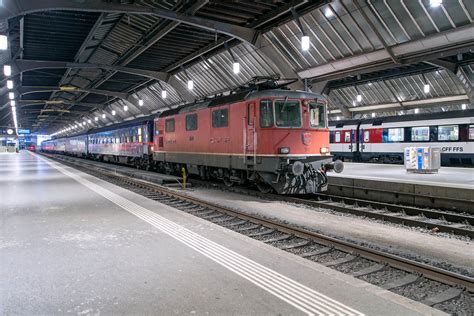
(309, 102), (325, 128)
(212, 109), (228, 128)
(165, 119), (175, 132)
(275, 100), (301, 128)
(260, 100), (273, 128)
(411, 126), (429, 141)
(438, 125), (458, 141)
(388, 128), (404, 142)
(186, 114), (198, 131)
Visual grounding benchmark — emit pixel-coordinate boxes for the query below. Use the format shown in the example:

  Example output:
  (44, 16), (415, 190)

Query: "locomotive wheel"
(256, 181), (273, 193)
(223, 177), (234, 187)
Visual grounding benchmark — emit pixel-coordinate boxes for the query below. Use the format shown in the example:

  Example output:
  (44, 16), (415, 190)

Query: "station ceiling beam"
(0, 0), (257, 45)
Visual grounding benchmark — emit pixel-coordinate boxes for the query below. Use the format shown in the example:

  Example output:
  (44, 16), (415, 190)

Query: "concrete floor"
(330, 162), (474, 189)
(1, 151), (445, 315)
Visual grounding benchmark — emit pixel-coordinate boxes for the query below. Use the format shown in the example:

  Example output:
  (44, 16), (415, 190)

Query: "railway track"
(44, 153), (473, 314)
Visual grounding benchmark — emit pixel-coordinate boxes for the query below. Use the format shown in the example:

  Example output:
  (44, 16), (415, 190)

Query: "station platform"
(1, 151), (444, 315)
(328, 163), (473, 212)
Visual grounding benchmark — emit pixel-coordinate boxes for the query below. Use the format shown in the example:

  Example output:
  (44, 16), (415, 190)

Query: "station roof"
(0, 0), (472, 136)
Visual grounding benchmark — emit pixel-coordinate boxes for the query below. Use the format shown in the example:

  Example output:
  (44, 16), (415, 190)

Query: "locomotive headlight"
(320, 147), (329, 154)
(279, 147), (290, 154)
(150, 146), (154, 151)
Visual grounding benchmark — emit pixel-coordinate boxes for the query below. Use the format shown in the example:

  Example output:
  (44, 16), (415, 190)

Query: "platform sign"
(18, 129), (31, 135)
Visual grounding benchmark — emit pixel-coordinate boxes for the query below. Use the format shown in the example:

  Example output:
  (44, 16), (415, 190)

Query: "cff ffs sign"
(441, 146), (464, 152)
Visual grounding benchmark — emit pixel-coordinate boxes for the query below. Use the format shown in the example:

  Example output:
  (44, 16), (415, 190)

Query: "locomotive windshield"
(309, 102), (326, 128)
(275, 100), (301, 128)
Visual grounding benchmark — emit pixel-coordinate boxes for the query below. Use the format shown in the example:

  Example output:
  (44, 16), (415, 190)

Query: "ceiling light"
(4, 65), (11, 76)
(10, 100), (16, 106)
(233, 62), (240, 74)
(12, 105), (16, 111)
(94, 117), (98, 121)
(138, 99), (144, 106)
(324, 8), (334, 18)
(430, 0), (442, 7)
(0, 35), (7, 50)
(414, 108), (419, 114)
(423, 84), (430, 93)
(102, 114), (106, 119)
(336, 116), (340, 121)
(187, 80), (194, 90)
(123, 105), (128, 111)
(461, 104), (467, 110)
(83, 121), (86, 125)
(112, 110), (116, 116)
(161, 90), (167, 99)
(371, 112), (376, 118)
(356, 94), (362, 102)
(301, 35), (310, 51)
(7, 80), (13, 89)
(88, 119), (91, 124)
(8, 92), (14, 100)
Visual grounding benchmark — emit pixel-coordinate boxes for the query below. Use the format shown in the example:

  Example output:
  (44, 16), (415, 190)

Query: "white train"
(329, 110), (474, 166)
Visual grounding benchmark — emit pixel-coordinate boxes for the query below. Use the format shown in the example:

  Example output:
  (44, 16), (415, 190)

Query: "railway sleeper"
(421, 287), (464, 306)
(324, 254), (357, 267)
(382, 274), (420, 290)
(352, 263), (386, 277)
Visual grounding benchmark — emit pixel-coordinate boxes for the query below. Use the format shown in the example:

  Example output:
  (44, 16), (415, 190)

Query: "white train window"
(411, 126), (429, 141)
(335, 131), (341, 142)
(363, 130), (370, 142)
(344, 131), (351, 142)
(470, 125), (474, 140)
(438, 125), (458, 141)
(388, 128), (404, 142)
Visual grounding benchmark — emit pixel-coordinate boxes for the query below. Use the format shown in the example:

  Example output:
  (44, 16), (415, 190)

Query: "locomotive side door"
(246, 102), (256, 156)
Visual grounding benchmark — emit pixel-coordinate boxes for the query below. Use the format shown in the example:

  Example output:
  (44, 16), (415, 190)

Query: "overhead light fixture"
(430, 0), (442, 7)
(8, 92), (14, 100)
(102, 114), (106, 119)
(7, 80), (13, 89)
(233, 62), (240, 74)
(3, 64), (11, 76)
(0, 35), (7, 50)
(187, 80), (194, 90)
(10, 100), (16, 106)
(371, 112), (376, 118)
(324, 7), (334, 18)
(414, 108), (419, 114)
(112, 110), (116, 116)
(88, 119), (92, 124)
(138, 99), (144, 106)
(423, 84), (430, 93)
(301, 35), (310, 51)
(123, 105), (128, 111)
(83, 121), (86, 125)
(94, 117), (98, 121)
(461, 104), (467, 110)
(161, 90), (167, 99)
(336, 116), (340, 121)
(356, 94), (362, 102)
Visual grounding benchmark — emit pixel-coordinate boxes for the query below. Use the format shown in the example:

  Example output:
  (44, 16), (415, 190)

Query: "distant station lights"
(102, 114), (106, 119)
(138, 99), (144, 106)
(423, 84), (430, 94)
(8, 92), (15, 100)
(161, 90), (167, 99)
(7, 80), (13, 89)
(112, 110), (116, 116)
(3, 64), (11, 76)
(123, 105), (128, 111)
(0, 35), (7, 50)
(187, 80), (194, 90)
(233, 62), (240, 75)
(301, 35), (310, 51)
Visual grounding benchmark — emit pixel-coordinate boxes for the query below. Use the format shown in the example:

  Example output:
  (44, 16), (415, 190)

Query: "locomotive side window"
(212, 109), (228, 128)
(309, 102), (325, 128)
(388, 128), (404, 142)
(335, 131), (341, 142)
(411, 126), (429, 141)
(438, 125), (458, 141)
(275, 100), (301, 128)
(186, 114), (198, 131)
(260, 100), (273, 128)
(165, 119), (175, 132)
(469, 125), (474, 140)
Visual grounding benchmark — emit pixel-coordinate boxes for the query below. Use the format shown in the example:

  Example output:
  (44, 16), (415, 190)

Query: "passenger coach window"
(260, 100), (273, 128)
(344, 131), (351, 142)
(165, 119), (175, 132)
(411, 126), (429, 141)
(275, 100), (301, 127)
(212, 109), (228, 128)
(388, 128), (404, 142)
(438, 125), (459, 141)
(335, 131), (341, 142)
(309, 102), (325, 128)
(186, 114), (198, 131)
(470, 125), (474, 140)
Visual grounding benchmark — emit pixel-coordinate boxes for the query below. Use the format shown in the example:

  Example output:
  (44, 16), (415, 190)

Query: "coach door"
(245, 102), (256, 157)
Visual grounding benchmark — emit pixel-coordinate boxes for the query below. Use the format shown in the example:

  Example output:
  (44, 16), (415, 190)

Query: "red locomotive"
(42, 77), (343, 194)
(152, 78), (343, 193)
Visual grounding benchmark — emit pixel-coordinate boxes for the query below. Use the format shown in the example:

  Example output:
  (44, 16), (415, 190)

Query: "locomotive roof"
(159, 89), (325, 117)
(329, 109), (474, 127)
